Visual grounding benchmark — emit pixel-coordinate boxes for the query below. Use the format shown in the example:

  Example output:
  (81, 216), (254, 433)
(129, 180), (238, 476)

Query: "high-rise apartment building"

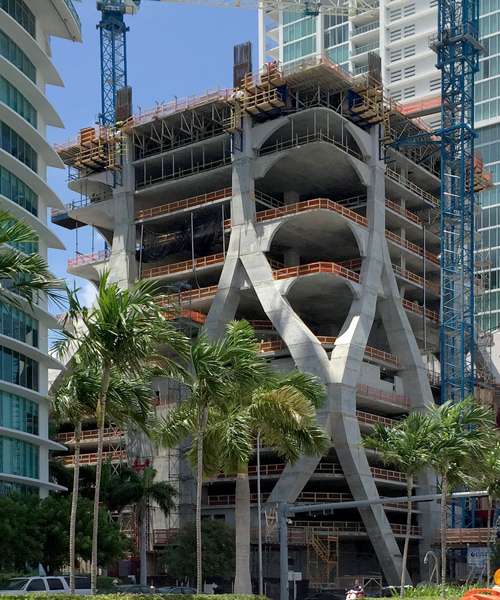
(259, 0), (440, 126)
(258, 0), (500, 333)
(0, 0), (81, 496)
(53, 59), (454, 584)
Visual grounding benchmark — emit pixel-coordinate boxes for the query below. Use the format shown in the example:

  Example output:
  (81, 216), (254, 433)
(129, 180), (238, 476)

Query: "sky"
(46, 0), (259, 306)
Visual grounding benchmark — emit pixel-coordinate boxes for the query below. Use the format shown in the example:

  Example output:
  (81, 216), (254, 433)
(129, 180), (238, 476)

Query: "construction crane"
(390, 0), (482, 407)
(432, 0), (481, 404)
(95, 0), (375, 126)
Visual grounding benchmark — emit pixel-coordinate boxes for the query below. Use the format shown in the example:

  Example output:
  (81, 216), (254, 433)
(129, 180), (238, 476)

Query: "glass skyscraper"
(0, 0), (81, 495)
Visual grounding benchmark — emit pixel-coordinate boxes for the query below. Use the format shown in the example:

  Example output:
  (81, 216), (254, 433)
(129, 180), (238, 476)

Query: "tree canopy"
(163, 520), (236, 582)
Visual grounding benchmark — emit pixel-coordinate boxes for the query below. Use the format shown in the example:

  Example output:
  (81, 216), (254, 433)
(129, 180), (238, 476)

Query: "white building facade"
(0, 0), (81, 496)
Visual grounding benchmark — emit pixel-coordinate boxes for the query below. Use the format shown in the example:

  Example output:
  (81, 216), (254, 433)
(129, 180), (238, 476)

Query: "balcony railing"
(61, 0), (81, 32)
(54, 427), (123, 444)
(68, 248), (111, 269)
(356, 383), (410, 408)
(386, 168), (439, 208)
(351, 21), (379, 36)
(351, 41), (379, 57)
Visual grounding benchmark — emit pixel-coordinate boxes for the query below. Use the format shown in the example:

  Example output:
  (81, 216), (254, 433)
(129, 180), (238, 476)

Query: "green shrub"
(0, 595), (268, 600)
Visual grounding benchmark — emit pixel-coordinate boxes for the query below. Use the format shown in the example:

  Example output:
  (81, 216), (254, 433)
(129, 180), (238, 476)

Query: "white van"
(0, 576), (91, 594)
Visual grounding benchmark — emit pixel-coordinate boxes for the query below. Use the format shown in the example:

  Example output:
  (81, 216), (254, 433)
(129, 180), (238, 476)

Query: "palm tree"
(48, 367), (156, 593)
(156, 321), (330, 593)
(0, 208), (64, 308)
(53, 271), (189, 593)
(427, 397), (497, 597)
(480, 444), (500, 585)
(203, 369), (330, 593)
(103, 465), (177, 586)
(155, 320), (271, 592)
(363, 412), (436, 597)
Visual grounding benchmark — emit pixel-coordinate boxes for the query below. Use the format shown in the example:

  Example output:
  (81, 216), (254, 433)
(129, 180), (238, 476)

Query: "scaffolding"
(54, 125), (125, 180)
(307, 531), (339, 589)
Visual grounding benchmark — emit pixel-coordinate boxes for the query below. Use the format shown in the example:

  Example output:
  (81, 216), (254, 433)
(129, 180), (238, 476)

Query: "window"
(283, 18), (315, 43)
(0, 0), (35, 38)
(0, 77), (37, 127)
(324, 24), (348, 48)
(0, 436), (39, 478)
(0, 306), (39, 346)
(404, 45), (416, 58)
(47, 580), (64, 591)
(0, 391), (38, 435)
(283, 36), (316, 62)
(0, 30), (36, 83)
(0, 166), (38, 215)
(0, 346), (39, 390)
(430, 77), (441, 91)
(0, 121), (37, 172)
(390, 28), (402, 42)
(390, 49), (402, 62)
(391, 69), (402, 82)
(404, 65), (416, 78)
(404, 24), (416, 37)
(403, 85), (416, 98)
(391, 90), (402, 101)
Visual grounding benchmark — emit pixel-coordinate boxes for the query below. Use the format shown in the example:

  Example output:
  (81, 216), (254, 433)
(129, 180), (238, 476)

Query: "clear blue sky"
(46, 0), (258, 304)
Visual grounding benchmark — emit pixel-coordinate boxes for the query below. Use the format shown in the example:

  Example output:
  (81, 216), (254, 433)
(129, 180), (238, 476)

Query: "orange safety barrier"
(259, 336), (400, 366)
(273, 261), (362, 284)
(461, 591), (500, 600)
(393, 264), (440, 294)
(135, 187), (232, 221)
(385, 199), (422, 225)
(356, 383), (410, 407)
(162, 309), (206, 325)
(386, 230), (439, 265)
(142, 252), (227, 279)
(54, 427), (123, 443)
(399, 95), (441, 115)
(357, 410), (397, 428)
(256, 197), (369, 228)
(402, 299), (439, 322)
(68, 248), (111, 268)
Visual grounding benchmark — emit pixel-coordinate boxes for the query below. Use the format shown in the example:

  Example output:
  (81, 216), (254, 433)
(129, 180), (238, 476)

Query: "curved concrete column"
(204, 117), (435, 585)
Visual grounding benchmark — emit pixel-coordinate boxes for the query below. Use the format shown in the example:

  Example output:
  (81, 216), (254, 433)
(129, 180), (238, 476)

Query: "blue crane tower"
(431, 0), (482, 404)
(96, 0), (140, 126)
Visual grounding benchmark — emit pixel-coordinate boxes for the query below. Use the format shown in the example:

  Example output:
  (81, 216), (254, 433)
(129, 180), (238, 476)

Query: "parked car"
(157, 587), (198, 594)
(0, 576), (91, 595)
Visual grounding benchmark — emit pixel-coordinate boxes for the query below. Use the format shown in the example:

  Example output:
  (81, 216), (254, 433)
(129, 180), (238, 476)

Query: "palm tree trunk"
(234, 466), (252, 594)
(91, 365), (111, 595)
(440, 473), (448, 599)
(487, 496), (492, 586)
(401, 474), (413, 598)
(69, 421), (82, 594)
(196, 419), (205, 593)
(140, 505), (148, 586)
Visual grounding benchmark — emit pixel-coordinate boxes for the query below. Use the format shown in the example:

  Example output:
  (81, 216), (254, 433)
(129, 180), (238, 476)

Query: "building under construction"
(52, 51), (498, 590)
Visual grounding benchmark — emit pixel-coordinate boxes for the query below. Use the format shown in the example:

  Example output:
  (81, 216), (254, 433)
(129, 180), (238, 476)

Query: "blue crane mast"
(432, 0), (482, 404)
(96, 0), (139, 126)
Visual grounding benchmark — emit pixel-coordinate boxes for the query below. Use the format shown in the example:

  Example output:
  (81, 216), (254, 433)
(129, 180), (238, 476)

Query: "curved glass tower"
(0, 0), (81, 496)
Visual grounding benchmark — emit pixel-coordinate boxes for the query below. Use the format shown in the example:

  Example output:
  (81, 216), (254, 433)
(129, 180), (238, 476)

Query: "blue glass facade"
(476, 1), (500, 330)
